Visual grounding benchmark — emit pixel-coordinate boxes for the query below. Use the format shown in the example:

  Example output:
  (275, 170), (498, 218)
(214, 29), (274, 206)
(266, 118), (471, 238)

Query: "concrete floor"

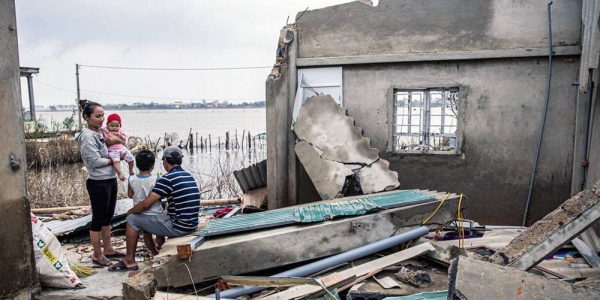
(37, 238), (152, 299)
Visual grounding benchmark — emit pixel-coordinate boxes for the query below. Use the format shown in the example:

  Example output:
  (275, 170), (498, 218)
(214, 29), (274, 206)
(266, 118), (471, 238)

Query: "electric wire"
(79, 64), (272, 71)
(33, 79), (264, 102)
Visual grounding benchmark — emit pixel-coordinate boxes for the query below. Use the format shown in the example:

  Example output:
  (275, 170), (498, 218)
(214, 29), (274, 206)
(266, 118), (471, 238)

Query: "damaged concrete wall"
(0, 1), (38, 297)
(268, 0), (586, 222)
(296, 0), (581, 58)
(294, 95), (399, 199)
(340, 58), (579, 226)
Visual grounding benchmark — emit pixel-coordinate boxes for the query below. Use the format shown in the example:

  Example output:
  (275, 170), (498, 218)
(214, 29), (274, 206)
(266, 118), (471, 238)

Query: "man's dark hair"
(135, 150), (155, 171)
(164, 156), (182, 166)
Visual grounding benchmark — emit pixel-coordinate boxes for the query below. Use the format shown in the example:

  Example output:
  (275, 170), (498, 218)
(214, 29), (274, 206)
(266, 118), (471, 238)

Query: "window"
(393, 88), (459, 154)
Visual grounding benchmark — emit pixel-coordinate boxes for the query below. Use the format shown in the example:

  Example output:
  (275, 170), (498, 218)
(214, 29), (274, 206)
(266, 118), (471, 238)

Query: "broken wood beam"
(153, 193), (458, 288)
(31, 206), (89, 214)
(572, 237), (600, 268)
(201, 198), (240, 206)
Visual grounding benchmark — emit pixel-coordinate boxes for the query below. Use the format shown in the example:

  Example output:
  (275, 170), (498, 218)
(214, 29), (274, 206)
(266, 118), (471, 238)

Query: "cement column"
(266, 29), (291, 209)
(0, 1), (38, 297)
(286, 31), (299, 207)
(26, 74), (35, 121)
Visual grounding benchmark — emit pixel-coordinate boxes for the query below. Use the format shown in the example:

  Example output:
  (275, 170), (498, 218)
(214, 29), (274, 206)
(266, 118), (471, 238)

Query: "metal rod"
(522, 1), (553, 227)
(581, 81), (594, 190)
(211, 226), (429, 298)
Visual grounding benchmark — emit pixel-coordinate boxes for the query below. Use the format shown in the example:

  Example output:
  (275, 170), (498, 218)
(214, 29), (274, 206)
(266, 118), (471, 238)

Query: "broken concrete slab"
(293, 94), (399, 199)
(449, 256), (600, 299)
(295, 140), (354, 199)
(488, 187), (600, 270)
(153, 192), (458, 288)
(122, 267), (156, 300)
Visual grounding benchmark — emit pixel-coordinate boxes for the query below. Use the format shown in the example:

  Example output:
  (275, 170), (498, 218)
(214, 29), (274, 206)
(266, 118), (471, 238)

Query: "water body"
(36, 108), (266, 143)
(31, 108), (267, 202)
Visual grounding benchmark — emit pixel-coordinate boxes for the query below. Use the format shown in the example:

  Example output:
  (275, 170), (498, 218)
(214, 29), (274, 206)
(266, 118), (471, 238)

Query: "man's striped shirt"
(152, 166), (200, 232)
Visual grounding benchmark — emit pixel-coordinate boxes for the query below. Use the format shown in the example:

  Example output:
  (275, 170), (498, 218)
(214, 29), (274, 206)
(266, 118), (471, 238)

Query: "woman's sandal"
(108, 260), (139, 272)
(92, 256), (112, 267)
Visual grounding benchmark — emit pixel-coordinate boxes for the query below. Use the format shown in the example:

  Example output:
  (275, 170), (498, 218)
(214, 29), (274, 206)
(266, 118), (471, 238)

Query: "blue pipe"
(211, 226), (429, 298)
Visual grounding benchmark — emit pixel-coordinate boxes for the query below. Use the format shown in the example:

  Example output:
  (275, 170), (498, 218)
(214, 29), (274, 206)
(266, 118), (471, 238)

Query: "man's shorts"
(126, 214), (191, 237)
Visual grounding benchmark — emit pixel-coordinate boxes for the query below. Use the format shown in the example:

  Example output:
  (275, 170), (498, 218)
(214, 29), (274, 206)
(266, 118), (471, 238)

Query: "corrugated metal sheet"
(43, 198), (133, 236)
(579, 0), (600, 92)
(293, 198), (378, 222)
(233, 160), (267, 193)
(198, 189), (436, 237)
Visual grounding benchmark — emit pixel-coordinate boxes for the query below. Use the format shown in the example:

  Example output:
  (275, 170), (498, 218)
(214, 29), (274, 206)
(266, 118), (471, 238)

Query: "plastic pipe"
(522, 1), (553, 227)
(211, 226), (429, 298)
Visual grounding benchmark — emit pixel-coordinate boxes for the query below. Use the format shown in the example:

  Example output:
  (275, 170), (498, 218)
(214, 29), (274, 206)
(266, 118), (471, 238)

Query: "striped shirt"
(152, 166), (200, 232)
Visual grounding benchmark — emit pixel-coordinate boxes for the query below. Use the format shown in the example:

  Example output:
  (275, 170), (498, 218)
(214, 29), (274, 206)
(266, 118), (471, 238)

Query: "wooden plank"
(572, 237), (600, 268)
(153, 291), (221, 300)
(221, 275), (319, 287)
(261, 242), (435, 300)
(580, 228), (600, 253)
(373, 276), (401, 289)
(509, 201), (600, 271)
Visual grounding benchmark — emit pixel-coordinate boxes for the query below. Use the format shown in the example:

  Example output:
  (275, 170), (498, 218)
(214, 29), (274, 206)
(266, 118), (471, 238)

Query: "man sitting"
(110, 146), (200, 271)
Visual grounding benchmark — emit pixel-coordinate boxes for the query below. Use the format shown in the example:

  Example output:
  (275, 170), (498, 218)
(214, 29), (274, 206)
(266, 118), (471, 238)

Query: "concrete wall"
(0, 1), (38, 297)
(340, 57), (579, 225)
(586, 71), (600, 190)
(296, 0), (581, 58)
(272, 0), (588, 225)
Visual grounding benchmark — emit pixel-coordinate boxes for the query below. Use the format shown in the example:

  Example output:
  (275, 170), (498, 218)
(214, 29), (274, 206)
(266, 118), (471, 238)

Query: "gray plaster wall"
(296, 0), (581, 58)
(0, 1), (37, 297)
(586, 76), (600, 190)
(335, 57), (580, 226)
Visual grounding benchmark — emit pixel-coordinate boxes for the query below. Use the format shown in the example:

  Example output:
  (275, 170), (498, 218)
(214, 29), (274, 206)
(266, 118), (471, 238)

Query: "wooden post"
(209, 135), (212, 152)
(241, 130), (245, 150)
(218, 136), (221, 151)
(189, 133), (194, 150)
(226, 132), (230, 151)
(200, 136), (203, 152)
(196, 133), (198, 149)
(248, 132), (252, 149)
(235, 129), (238, 149)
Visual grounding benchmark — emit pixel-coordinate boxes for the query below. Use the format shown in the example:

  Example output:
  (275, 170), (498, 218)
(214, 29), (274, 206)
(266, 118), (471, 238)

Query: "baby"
(102, 113), (134, 181)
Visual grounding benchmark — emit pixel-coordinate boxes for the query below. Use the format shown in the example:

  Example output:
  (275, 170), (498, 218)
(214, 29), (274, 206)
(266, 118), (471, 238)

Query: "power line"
(33, 79), (264, 102)
(79, 64), (273, 71)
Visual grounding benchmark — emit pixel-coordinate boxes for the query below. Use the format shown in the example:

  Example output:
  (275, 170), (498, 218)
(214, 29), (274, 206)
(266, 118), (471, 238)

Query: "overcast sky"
(15, 0), (354, 107)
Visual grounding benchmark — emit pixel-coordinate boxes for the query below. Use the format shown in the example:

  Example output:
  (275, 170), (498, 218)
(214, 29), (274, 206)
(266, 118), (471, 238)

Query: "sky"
(15, 0), (355, 107)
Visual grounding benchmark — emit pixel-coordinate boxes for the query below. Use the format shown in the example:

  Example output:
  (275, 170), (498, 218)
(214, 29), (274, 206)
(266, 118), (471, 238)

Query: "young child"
(128, 150), (165, 256)
(102, 113), (134, 181)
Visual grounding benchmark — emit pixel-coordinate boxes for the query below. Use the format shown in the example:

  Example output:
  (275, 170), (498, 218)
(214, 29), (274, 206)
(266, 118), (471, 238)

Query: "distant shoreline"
(29, 105), (266, 113)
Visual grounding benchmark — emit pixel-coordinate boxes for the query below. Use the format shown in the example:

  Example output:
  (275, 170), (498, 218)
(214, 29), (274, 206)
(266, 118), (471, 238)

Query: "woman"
(75, 100), (126, 266)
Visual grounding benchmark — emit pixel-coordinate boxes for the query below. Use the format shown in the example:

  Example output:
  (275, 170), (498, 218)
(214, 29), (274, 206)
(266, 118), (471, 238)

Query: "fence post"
(248, 132), (252, 149)
(226, 132), (230, 151)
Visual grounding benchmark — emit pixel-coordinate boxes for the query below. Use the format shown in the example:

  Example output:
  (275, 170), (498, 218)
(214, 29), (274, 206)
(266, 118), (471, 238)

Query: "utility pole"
(76, 63), (82, 129)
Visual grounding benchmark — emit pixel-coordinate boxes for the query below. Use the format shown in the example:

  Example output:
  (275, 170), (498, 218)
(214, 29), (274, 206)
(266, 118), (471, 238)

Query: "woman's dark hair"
(78, 100), (102, 118)
(164, 156), (182, 166)
(135, 150), (155, 172)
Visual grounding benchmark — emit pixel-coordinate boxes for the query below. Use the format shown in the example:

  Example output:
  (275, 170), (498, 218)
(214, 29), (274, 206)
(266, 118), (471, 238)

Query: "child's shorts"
(108, 149), (134, 162)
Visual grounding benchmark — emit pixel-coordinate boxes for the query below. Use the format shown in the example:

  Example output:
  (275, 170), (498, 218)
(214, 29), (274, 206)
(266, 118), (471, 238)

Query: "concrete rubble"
(293, 94), (400, 199)
(448, 256), (600, 299)
(489, 181), (600, 270)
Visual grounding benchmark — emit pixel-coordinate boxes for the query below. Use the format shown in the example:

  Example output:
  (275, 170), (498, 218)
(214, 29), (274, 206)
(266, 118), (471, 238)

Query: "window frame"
(392, 87), (460, 155)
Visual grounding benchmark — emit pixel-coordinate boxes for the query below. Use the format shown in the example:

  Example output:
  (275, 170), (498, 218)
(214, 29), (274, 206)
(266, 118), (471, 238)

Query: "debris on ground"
(122, 267), (157, 300)
(488, 182), (600, 270)
(394, 268), (431, 287)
